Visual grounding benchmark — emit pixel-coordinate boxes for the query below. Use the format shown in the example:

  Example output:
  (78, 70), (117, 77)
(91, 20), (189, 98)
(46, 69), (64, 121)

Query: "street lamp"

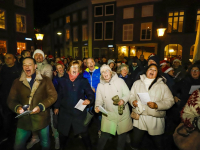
(57, 32), (62, 35)
(157, 28), (166, 37)
(35, 33), (44, 40)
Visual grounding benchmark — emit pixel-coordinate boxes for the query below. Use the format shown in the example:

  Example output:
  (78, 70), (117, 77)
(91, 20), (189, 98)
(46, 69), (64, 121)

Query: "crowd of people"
(0, 49), (200, 150)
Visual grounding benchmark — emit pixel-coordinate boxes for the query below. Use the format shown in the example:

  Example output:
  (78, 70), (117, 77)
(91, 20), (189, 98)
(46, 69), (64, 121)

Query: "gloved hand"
(112, 95), (125, 115)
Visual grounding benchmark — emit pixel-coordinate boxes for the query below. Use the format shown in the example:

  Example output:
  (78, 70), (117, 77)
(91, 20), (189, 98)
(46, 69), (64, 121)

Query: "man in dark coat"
(55, 60), (95, 150)
(7, 57), (57, 150)
(129, 56), (142, 84)
(0, 53), (22, 143)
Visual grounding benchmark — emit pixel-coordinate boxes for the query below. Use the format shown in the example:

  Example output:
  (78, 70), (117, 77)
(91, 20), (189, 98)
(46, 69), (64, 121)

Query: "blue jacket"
(83, 66), (101, 94)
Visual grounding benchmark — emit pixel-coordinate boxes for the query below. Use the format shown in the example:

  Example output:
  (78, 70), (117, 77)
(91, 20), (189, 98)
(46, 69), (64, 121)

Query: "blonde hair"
(67, 60), (82, 73)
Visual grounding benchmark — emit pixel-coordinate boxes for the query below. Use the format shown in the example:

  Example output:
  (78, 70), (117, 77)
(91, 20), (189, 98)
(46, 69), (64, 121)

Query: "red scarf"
(68, 72), (79, 82)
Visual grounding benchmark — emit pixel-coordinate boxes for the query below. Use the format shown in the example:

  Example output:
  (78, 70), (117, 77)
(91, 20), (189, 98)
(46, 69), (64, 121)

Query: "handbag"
(83, 105), (94, 126)
(173, 117), (200, 150)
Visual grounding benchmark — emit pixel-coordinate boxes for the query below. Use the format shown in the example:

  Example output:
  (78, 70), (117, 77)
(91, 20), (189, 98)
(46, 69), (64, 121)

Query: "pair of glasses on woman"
(101, 70), (110, 74)
(191, 69), (199, 73)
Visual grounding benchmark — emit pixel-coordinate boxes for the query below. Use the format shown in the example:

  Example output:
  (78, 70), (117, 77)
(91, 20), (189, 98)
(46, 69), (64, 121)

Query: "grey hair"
(117, 64), (129, 74)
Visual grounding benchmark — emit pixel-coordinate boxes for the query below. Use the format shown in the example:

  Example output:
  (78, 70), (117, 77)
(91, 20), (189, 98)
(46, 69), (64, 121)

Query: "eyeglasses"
(71, 66), (79, 69)
(101, 70), (110, 74)
(191, 69), (199, 73)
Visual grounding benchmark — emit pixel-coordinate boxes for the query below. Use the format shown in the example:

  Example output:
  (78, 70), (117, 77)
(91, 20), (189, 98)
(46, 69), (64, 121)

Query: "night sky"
(34, 0), (80, 28)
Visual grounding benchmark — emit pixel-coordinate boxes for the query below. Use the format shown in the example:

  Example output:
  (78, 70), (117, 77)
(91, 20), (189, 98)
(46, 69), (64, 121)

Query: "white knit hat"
(100, 64), (112, 73)
(173, 59), (181, 64)
(32, 49), (45, 59)
(107, 59), (115, 65)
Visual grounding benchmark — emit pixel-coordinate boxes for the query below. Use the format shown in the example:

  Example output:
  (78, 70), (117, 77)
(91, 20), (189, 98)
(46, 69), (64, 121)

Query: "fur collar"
(19, 70), (43, 82)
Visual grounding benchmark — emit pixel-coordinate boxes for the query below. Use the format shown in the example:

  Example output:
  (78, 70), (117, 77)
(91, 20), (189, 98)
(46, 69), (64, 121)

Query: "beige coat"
(129, 74), (174, 135)
(36, 59), (53, 79)
(95, 72), (133, 135)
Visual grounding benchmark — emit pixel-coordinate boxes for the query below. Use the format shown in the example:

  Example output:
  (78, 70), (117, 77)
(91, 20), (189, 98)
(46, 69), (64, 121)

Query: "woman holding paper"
(55, 60), (95, 150)
(95, 64), (133, 150)
(129, 64), (174, 150)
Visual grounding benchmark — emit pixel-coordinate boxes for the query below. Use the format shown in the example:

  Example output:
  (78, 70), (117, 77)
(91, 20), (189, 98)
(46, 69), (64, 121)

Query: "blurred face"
(146, 65), (158, 79)
(101, 69), (112, 82)
(161, 64), (166, 69)
(102, 58), (106, 63)
(95, 58), (98, 63)
(168, 70), (174, 77)
(117, 63), (121, 67)
(5, 54), (16, 67)
(174, 61), (180, 68)
(83, 59), (87, 66)
(69, 64), (79, 76)
(23, 52), (31, 58)
(148, 59), (156, 66)
(121, 67), (128, 77)
(64, 59), (67, 64)
(23, 58), (37, 78)
(87, 58), (95, 71)
(191, 67), (200, 79)
(140, 55), (144, 60)
(56, 64), (64, 75)
(34, 53), (44, 63)
(55, 58), (61, 63)
(132, 62), (137, 67)
(109, 62), (114, 69)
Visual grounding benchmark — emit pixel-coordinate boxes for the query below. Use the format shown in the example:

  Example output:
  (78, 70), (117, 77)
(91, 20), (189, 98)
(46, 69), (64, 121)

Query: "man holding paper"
(129, 64), (174, 150)
(7, 57), (57, 150)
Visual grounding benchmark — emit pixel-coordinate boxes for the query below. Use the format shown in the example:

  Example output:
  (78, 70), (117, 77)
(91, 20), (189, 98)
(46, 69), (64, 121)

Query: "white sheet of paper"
(98, 106), (108, 115)
(15, 110), (32, 118)
(74, 99), (87, 111)
(137, 93), (151, 105)
(189, 85), (200, 94)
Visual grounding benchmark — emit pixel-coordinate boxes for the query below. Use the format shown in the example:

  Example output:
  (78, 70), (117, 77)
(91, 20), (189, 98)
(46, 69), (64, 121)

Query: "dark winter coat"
(7, 71), (57, 131)
(118, 74), (133, 90)
(55, 73), (95, 136)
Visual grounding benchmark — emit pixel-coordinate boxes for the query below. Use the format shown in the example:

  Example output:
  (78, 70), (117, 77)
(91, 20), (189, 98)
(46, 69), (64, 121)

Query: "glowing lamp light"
(164, 58), (167, 60)
(169, 49), (174, 53)
(57, 32), (62, 35)
(157, 28), (166, 37)
(35, 33), (44, 40)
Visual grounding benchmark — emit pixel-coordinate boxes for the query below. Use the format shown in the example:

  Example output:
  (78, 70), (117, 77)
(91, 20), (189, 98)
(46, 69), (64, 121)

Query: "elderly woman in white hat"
(95, 64), (132, 150)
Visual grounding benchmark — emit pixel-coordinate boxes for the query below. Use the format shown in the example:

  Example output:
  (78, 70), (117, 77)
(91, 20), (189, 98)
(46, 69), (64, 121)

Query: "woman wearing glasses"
(95, 64), (132, 150)
(55, 60), (95, 150)
(173, 63), (200, 124)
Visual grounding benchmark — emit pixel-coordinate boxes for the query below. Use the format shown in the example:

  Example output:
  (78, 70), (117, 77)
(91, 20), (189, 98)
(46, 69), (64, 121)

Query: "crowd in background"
(0, 49), (200, 150)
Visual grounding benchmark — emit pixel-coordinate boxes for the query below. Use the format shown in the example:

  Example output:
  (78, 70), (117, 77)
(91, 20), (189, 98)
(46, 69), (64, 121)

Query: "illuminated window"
(82, 10), (87, 20)
(15, 0), (25, 7)
(168, 11), (184, 33)
(74, 47), (79, 58)
(0, 10), (5, 29)
(105, 4), (114, 16)
(164, 44), (182, 59)
(0, 40), (7, 54)
(123, 24), (133, 41)
(140, 22), (152, 40)
(73, 13), (78, 22)
(104, 21), (114, 40)
(94, 22), (103, 40)
(66, 16), (70, 23)
(73, 26), (78, 42)
(142, 5), (153, 17)
(196, 9), (200, 31)
(123, 7), (134, 19)
(82, 47), (88, 58)
(17, 42), (26, 54)
(94, 5), (103, 17)
(82, 25), (88, 41)
(16, 14), (26, 33)
(65, 29), (70, 41)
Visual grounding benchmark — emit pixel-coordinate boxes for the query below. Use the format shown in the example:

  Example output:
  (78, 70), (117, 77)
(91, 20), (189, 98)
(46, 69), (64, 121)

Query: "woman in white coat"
(95, 64), (133, 150)
(129, 64), (174, 150)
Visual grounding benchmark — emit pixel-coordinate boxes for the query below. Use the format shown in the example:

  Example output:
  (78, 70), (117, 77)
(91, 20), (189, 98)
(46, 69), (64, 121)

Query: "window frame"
(94, 5), (103, 17)
(82, 9), (87, 20)
(16, 14), (26, 33)
(142, 5), (154, 17)
(73, 26), (78, 42)
(14, 0), (26, 8)
(73, 13), (78, 22)
(123, 24), (133, 41)
(17, 42), (26, 54)
(82, 24), (88, 41)
(0, 40), (7, 54)
(104, 21), (114, 40)
(82, 47), (89, 58)
(0, 9), (6, 30)
(73, 47), (79, 58)
(167, 10), (184, 33)
(105, 4), (114, 16)
(140, 22), (152, 41)
(66, 16), (70, 23)
(94, 22), (103, 40)
(123, 7), (134, 19)
(65, 29), (70, 42)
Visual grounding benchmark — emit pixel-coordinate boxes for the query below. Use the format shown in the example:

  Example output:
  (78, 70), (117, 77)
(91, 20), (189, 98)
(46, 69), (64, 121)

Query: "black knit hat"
(132, 56), (138, 63)
(148, 55), (159, 65)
